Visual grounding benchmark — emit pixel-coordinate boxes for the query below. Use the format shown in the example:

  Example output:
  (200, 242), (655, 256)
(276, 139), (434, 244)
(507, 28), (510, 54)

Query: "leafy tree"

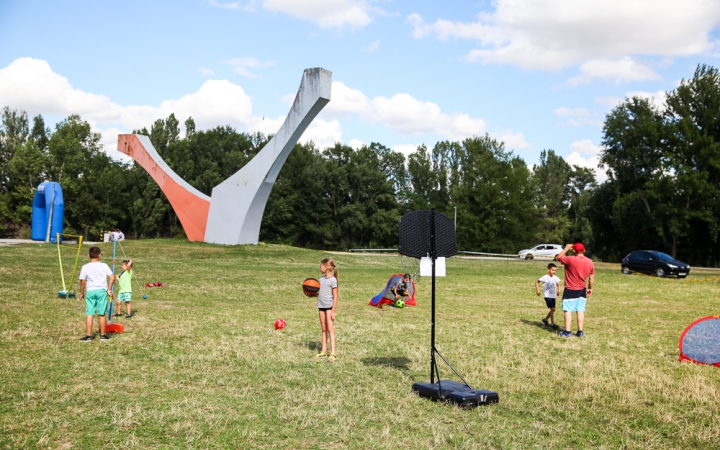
(46, 115), (128, 238)
(452, 135), (535, 253)
(261, 143), (334, 247)
(567, 166), (596, 244)
(531, 150), (572, 243)
(323, 143), (401, 249)
(664, 64), (720, 264)
(0, 108), (31, 234)
(600, 78), (719, 260)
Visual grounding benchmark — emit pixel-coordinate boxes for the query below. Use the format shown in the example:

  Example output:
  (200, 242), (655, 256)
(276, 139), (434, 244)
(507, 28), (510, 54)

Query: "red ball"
(274, 319), (286, 330)
(302, 278), (320, 297)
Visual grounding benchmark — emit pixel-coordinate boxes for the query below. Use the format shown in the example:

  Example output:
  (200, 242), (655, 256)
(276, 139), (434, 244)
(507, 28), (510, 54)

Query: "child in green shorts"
(78, 246), (115, 342)
(116, 260), (133, 318)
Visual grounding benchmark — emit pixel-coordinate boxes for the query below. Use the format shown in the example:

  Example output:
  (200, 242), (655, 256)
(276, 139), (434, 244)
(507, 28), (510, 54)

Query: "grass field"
(1, 240), (719, 449)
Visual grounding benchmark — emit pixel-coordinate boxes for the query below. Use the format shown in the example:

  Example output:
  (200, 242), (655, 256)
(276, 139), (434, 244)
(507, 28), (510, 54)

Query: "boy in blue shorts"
(555, 243), (595, 337)
(78, 246), (115, 342)
(536, 263), (561, 329)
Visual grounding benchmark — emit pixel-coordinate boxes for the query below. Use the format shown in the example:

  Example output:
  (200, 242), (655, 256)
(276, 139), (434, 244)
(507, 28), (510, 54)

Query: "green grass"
(1, 240), (719, 449)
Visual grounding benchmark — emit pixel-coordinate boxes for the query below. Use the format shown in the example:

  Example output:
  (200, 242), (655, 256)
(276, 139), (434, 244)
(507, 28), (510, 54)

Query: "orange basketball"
(302, 278), (320, 297)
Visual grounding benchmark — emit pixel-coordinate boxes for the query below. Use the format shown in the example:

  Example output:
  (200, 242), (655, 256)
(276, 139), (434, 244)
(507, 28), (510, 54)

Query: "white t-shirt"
(79, 261), (113, 291)
(538, 274), (561, 298)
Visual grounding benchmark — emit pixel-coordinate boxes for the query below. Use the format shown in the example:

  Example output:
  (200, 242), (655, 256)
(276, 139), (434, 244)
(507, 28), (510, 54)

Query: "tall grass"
(0, 240), (718, 449)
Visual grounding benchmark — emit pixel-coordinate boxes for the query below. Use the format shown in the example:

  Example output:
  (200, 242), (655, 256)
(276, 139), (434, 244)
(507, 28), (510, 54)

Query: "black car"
(621, 251), (690, 278)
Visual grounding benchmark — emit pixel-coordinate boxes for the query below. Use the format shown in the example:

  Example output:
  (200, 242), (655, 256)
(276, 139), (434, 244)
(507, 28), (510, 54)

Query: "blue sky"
(1, 0), (720, 181)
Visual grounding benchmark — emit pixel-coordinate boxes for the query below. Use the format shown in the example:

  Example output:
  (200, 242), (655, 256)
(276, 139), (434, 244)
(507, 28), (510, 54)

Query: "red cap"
(573, 243), (585, 252)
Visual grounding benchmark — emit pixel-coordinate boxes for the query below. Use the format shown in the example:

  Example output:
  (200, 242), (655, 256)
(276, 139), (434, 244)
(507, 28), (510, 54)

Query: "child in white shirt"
(535, 263), (562, 329)
(78, 246), (115, 342)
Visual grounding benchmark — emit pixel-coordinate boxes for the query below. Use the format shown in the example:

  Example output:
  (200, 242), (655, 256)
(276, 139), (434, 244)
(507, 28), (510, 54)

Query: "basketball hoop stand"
(401, 209), (499, 408)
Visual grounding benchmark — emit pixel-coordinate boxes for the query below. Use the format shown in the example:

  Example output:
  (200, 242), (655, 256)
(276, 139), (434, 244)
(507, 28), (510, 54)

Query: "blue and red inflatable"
(369, 273), (417, 307)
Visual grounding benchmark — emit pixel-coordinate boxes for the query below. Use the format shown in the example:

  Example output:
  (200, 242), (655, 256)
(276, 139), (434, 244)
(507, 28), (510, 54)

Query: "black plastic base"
(412, 380), (499, 408)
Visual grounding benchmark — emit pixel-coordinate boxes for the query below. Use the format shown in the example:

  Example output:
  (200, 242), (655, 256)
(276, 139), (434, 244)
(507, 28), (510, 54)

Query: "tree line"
(1, 64), (720, 265)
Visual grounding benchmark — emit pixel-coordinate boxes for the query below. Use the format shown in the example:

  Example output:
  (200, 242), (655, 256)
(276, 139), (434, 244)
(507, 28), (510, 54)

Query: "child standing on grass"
(116, 260), (133, 318)
(536, 263), (561, 329)
(78, 246), (114, 342)
(315, 257), (339, 363)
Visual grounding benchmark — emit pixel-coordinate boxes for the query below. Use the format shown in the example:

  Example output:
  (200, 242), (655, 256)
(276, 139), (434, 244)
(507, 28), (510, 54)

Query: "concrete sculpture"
(118, 68), (331, 244)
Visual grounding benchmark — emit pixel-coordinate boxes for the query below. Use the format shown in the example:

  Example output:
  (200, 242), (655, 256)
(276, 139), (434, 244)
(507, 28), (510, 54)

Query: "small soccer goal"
(400, 255), (420, 284)
(56, 233), (83, 299)
(679, 316), (720, 367)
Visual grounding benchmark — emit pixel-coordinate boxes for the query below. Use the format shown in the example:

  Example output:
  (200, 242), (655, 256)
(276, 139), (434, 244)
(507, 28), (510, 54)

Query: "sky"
(1, 0), (720, 182)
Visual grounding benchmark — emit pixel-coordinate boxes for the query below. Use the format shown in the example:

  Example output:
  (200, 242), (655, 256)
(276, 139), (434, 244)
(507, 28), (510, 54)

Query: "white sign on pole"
(420, 257), (446, 277)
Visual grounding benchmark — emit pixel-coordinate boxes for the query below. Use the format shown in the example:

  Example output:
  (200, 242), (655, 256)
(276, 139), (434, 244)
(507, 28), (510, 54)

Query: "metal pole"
(57, 233), (66, 292)
(45, 185), (55, 243)
(454, 206), (457, 230)
(112, 239), (117, 291)
(108, 239), (117, 323)
(430, 208), (436, 384)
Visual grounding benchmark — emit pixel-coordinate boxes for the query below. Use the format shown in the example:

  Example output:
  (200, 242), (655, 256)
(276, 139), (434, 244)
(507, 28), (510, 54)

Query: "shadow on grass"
(361, 356), (411, 371)
(519, 318), (560, 333)
(303, 341), (323, 352)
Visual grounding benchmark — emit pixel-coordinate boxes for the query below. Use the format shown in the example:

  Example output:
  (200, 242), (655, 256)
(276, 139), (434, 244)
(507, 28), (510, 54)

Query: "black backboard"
(398, 210), (457, 259)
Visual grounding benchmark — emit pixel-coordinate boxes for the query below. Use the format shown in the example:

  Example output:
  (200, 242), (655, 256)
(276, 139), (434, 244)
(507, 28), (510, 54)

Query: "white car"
(518, 244), (563, 260)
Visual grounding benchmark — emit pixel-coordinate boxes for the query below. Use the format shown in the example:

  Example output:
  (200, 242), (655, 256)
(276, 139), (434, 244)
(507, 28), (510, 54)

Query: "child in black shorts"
(536, 263), (561, 329)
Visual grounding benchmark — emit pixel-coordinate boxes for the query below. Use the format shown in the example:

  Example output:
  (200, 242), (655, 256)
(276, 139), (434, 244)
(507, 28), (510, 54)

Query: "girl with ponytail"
(315, 258), (339, 362)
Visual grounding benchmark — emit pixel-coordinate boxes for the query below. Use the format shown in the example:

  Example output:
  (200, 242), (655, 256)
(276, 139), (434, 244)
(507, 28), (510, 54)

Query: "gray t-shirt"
(317, 276), (338, 309)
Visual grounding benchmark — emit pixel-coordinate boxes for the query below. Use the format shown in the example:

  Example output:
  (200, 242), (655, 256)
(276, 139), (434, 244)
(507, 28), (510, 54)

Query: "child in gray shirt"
(315, 257), (339, 363)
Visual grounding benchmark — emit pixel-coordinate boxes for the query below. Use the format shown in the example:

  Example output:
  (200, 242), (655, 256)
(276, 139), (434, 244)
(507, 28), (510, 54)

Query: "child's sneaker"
(79, 335), (93, 342)
(100, 334), (111, 341)
(551, 324), (559, 330)
(575, 331), (585, 338)
(542, 318), (549, 326)
(558, 330), (573, 338)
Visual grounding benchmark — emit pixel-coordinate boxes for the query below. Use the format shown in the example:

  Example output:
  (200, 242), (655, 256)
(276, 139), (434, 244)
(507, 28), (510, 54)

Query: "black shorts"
(544, 297), (556, 309)
(562, 288), (587, 300)
(318, 307), (332, 312)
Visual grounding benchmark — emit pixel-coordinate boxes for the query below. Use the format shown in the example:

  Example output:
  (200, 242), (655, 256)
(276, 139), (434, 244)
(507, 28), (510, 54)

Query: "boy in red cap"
(555, 243), (594, 337)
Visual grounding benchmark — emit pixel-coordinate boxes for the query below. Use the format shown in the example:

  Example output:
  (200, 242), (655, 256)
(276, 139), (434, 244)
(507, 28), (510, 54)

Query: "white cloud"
(565, 139), (607, 182)
(371, 94), (486, 139)
(262, 0), (378, 29)
(245, 115), (285, 136)
(553, 107), (603, 127)
(625, 90), (667, 109)
(408, 1), (720, 72)
(95, 126), (131, 162)
(319, 82), (490, 141)
(221, 57), (275, 78)
(0, 58), (266, 156)
(566, 57), (660, 86)
(570, 139), (602, 156)
(208, 0), (239, 9)
(347, 139), (365, 150)
(321, 81), (372, 117)
(391, 143), (421, 157)
(554, 107), (590, 118)
(0, 57), (527, 159)
(494, 131), (531, 150)
(199, 67), (214, 76)
(363, 40), (380, 52)
(297, 119), (342, 149)
(595, 89), (667, 110)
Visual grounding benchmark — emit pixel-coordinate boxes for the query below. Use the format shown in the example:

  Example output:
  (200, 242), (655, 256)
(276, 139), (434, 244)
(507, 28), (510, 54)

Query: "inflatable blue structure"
(31, 182), (64, 242)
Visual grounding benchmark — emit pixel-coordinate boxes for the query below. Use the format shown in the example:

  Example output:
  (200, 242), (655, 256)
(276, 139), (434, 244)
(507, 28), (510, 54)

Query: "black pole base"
(412, 380), (499, 408)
